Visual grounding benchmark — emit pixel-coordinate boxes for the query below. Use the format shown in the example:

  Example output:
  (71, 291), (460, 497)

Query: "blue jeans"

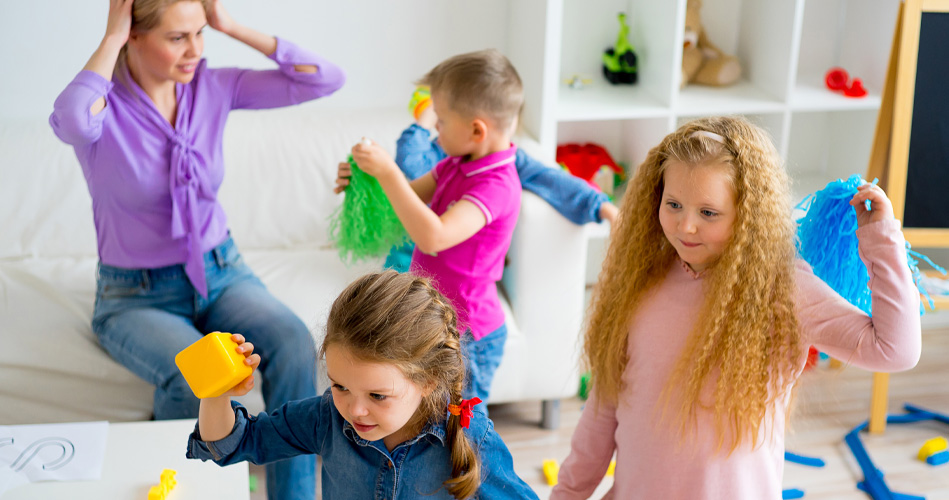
(461, 323), (508, 405)
(92, 237), (317, 500)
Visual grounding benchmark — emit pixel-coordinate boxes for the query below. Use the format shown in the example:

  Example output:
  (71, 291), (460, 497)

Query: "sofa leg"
(541, 399), (561, 429)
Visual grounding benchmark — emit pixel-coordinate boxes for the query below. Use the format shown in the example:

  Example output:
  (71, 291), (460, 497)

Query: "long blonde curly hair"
(584, 116), (802, 452)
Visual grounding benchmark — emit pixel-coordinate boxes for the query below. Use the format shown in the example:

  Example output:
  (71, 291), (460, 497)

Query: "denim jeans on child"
(92, 236), (317, 500)
(461, 323), (508, 405)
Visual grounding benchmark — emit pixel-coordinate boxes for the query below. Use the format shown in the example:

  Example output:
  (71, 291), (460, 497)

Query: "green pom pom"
(329, 155), (408, 263)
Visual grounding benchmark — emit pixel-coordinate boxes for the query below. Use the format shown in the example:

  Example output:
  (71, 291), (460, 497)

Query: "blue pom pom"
(796, 175), (872, 314)
(796, 175), (944, 315)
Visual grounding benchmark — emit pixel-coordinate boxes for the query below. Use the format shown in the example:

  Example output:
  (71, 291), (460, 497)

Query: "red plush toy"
(556, 143), (624, 192)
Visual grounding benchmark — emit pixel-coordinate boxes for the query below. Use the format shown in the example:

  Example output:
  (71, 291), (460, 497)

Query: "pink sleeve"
(798, 219), (921, 372)
(550, 391), (618, 500)
(459, 175), (518, 225)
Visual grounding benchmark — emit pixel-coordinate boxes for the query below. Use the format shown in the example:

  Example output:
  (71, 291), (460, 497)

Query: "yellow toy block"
(918, 436), (948, 461)
(175, 332), (252, 399)
(542, 459), (559, 486)
(543, 459), (615, 486)
(147, 468), (177, 500)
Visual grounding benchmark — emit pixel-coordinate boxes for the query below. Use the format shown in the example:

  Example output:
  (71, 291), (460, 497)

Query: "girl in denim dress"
(188, 270), (538, 499)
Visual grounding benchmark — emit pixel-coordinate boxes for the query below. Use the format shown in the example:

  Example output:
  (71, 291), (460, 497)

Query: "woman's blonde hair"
(584, 116), (802, 453)
(321, 271), (480, 499)
(115, 0), (210, 76)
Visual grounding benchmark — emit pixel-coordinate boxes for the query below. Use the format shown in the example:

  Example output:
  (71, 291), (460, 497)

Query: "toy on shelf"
(681, 0), (741, 88)
(564, 74), (594, 90)
(175, 332), (253, 399)
(556, 143), (624, 196)
(542, 459), (615, 486)
(918, 436), (949, 465)
(825, 67), (868, 98)
(602, 12), (637, 84)
(147, 469), (177, 500)
(408, 85), (432, 120)
(328, 151), (408, 264)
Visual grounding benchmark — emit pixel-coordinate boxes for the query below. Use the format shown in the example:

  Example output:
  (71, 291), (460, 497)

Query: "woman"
(49, 1), (344, 499)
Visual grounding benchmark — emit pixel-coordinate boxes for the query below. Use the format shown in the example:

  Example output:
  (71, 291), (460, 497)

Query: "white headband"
(691, 130), (726, 144)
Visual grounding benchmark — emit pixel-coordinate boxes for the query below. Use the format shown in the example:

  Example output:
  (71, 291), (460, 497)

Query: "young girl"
(551, 116), (921, 499)
(188, 270), (539, 500)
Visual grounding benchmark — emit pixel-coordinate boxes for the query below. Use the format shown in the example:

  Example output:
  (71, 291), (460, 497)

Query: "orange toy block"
(175, 332), (252, 399)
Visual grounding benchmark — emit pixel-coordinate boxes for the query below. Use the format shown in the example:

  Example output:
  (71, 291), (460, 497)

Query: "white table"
(2, 419), (249, 500)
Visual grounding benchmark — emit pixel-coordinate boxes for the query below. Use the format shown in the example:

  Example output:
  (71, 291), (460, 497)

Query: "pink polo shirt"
(411, 145), (521, 340)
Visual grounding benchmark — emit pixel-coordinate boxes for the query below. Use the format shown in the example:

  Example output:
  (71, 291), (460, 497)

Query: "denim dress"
(187, 390), (539, 500)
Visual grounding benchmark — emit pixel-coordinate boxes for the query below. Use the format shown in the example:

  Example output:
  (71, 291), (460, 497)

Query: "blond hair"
(420, 49), (524, 132)
(115, 0), (210, 76)
(584, 116), (802, 453)
(321, 271), (480, 499)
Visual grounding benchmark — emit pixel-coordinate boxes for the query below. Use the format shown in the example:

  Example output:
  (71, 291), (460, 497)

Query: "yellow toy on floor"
(175, 332), (253, 399)
(543, 458), (615, 486)
(918, 436), (949, 465)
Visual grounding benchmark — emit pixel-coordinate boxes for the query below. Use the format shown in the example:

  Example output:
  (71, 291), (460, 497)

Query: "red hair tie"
(447, 397), (482, 429)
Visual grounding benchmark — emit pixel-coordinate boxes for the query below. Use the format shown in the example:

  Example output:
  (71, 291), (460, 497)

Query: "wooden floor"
(251, 318), (949, 499)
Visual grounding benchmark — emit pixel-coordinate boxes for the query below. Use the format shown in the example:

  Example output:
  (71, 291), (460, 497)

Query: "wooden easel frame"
(865, 0), (949, 434)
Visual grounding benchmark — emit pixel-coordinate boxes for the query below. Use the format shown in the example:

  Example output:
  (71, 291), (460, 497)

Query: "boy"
(341, 49), (527, 402)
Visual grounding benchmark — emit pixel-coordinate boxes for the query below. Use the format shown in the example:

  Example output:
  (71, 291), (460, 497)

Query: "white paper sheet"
(0, 421), (108, 495)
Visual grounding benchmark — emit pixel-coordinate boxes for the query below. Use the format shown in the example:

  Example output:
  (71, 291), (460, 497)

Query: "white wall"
(0, 0), (512, 122)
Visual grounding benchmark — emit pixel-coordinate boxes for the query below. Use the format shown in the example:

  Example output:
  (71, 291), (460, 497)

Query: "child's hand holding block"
(175, 332), (254, 399)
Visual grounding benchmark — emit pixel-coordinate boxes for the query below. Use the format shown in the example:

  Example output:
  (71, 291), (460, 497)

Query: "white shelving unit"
(503, 0), (901, 284)
(509, 0), (899, 195)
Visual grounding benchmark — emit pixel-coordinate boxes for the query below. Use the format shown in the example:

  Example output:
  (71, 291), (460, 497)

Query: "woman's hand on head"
(222, 334), (260, 397)
(351, 140), (398, 180)
(850, 182), (895, 227)
(206, 0), (237, 35)
(104, 0), (134, 45)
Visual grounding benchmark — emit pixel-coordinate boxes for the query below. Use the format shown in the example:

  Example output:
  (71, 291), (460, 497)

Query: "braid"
(431, 287), (481, 499)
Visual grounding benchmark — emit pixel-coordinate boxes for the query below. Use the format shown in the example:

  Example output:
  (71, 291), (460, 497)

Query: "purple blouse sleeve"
(226, 37), (346, 110)
(49, 71), (113, 146)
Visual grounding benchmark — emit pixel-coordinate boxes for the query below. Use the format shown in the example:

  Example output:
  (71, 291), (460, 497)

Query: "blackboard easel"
(865, 0), (949, 433)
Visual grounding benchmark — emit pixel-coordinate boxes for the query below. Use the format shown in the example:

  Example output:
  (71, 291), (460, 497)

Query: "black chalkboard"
(902, 12), (949, 229)
(868, 0), (949, 246)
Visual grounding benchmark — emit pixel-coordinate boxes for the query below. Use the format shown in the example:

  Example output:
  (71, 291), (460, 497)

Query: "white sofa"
(0, 105), (587, 428)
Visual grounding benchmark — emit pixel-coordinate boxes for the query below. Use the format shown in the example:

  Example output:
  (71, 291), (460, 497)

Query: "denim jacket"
(187, 390), (539, 500)
(395, 124), (609, 225)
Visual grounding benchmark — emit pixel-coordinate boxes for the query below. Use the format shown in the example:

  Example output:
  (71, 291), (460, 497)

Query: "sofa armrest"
(500, 191), (588, 400)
